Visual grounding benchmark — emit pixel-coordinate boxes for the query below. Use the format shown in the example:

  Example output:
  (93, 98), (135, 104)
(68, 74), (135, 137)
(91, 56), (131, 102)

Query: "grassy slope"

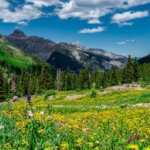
(0, 39), (35, 68)
(0, 89), (150, 149)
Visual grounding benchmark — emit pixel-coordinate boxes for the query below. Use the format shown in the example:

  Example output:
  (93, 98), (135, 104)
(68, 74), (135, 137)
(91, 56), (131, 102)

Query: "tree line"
(0, 55), (150, 102)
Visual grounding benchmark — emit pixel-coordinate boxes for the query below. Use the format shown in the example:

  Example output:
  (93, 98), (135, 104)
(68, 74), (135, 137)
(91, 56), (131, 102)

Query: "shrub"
(90, 90), (97, 98)
(90, 83), (97, 98)
(44, 90), (56, 100)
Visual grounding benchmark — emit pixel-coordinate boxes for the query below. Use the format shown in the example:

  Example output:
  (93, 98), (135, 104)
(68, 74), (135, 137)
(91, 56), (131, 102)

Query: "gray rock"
(12, 96), (19, 102)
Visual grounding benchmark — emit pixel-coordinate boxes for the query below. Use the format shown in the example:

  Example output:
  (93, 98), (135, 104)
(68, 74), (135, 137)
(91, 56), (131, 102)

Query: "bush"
(90, 83), (97, 98)
(44, 90), (56, 100)
(90, 90), (97, 98)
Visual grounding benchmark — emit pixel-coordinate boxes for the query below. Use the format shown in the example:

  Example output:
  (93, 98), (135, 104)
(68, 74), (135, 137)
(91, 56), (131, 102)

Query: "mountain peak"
(10, 30), (26, 38)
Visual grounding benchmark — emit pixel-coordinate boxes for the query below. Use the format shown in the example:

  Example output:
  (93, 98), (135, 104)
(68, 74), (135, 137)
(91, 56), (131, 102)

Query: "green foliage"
(0, 69), (5, 101)
(90, 90), (97, 98)
(0, 40), (35, 68)
(0, 89), (150, 149)
(111, 66), (120, 85)
(133, 58), (139, 82)
(1, 37), (150, 99)
(90, 70), (102, 89)
(79, 68), (90, 90)
(90, 83), (97, 98)
(40, 64), (55, 90)
(44, 90), (56, 100)
(124, 55), (133, 83)
(140, 93), (150, 99)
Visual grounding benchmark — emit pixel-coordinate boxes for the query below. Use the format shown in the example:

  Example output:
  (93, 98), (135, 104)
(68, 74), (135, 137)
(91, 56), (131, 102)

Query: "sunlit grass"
(0, 89), (150, 149)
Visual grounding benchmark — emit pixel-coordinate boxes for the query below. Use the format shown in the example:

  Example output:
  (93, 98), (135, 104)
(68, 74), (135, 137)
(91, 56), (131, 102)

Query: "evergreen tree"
(40, 64), (54, 90)
(111, 66), (119, 85)
(60, 71), (67, 91)
(65, 69), (72, 91)
(35, 77), (41, 94)
(10, 76), (17, 95)
(79, 68), (90, 90)
(91, 70), (101, 89)
(18, 69), (29, 96)
(28, 75), (36, 94)
(55, 69), (62, 91)
(133, 58), (139, 82)
(60, 69), (72, 91)
(0, 69), (5, 101)
(70, 73), (78, 90)
(124, 55), (133, 83)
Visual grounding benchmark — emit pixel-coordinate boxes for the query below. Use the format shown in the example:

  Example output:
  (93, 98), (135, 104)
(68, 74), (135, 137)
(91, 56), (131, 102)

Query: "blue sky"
(0, 0), (150, 57)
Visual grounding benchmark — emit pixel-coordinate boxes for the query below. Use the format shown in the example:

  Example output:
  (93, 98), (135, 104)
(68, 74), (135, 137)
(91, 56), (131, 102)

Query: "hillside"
(0, 37), (36, 68)
(139, 54), (150, 64)
(5, 30), (127, 72)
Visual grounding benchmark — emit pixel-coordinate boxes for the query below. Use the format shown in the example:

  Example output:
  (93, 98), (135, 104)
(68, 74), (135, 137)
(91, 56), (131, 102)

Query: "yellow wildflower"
(94, 147), (100, 150)
(128, 144), (139, 150)
(140, 139), (145, 142)
(4, 143), (11, 149)
(76, 138), (83, 147)
(45, 148), (53, 150)
(38, 129), (45, 134)
(22, 140), (29, 146)
(88, 142), (94, 148)
(61, 142), (69, 150)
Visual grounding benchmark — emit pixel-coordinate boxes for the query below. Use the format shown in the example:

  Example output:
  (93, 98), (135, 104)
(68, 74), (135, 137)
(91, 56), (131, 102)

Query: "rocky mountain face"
(5, 30), (127, 72)
(7, 30), (56, 61)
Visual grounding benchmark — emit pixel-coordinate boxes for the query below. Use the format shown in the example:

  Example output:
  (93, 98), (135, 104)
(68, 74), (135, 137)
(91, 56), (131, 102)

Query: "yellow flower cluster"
(38, 129), (45, 135)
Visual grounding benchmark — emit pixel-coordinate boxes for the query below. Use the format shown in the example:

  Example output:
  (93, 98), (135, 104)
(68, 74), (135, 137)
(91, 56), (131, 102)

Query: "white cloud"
(0, 0), (9, 9)
(56, 0), (116, 23)
(56, 0), (150, 24)
(88, 19), (101, 24)
(124, 0), (150, 8)
(112, 11), (149, 25)
(0, 0), (61, 25)
(0, 4), (42, 24)
(117, 41), (127, 45)
(79, 26), (105, 34)
(0, 0), (150, 26)
(117, 39), (135, 45)
(26, 0), (61, 8)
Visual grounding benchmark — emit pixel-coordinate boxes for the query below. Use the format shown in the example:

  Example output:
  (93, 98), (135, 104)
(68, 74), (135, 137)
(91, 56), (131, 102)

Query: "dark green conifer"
(124, 55), (133, 83)
(79, 68), (90, 90)
(40, 64), (54, 90)
(0, 69), (5, 101)
(133, 58), (139, 82)
(111, 67), (119, 85)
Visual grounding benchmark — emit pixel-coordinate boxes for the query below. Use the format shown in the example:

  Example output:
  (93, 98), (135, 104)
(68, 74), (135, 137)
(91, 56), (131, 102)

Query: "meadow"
(0, 40), (35, 68)
(0, 88), (150, 150)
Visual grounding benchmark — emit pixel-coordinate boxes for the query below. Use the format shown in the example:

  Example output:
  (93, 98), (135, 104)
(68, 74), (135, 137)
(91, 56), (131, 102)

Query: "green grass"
(0, 89), (150, 150)
(0, 40), (35, 68)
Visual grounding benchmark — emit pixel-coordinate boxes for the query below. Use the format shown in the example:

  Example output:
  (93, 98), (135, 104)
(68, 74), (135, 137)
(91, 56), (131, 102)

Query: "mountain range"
(139, 54), (150, 64)
(2, 30), (127, 72)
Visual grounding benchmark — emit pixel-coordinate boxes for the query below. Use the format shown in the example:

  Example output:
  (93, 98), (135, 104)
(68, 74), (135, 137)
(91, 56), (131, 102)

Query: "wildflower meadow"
(0, 89), (150, 150)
